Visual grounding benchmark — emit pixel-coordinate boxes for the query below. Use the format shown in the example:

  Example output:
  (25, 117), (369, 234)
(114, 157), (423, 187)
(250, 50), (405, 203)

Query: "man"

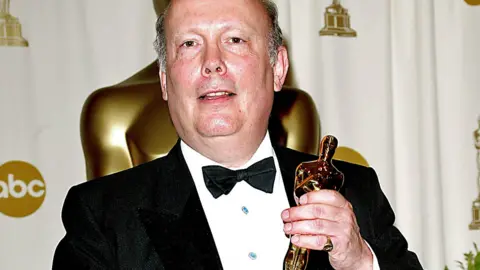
(53, 0), (423, 269)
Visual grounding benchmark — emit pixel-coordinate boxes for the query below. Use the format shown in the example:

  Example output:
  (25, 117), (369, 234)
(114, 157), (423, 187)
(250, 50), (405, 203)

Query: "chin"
(196, 117), (240, 138)
(197, 126), (238, 138)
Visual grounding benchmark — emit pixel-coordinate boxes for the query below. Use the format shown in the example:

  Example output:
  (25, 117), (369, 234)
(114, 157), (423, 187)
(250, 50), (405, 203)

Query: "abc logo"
(0, 161), (46, 218)
(465, 0), (480, 6)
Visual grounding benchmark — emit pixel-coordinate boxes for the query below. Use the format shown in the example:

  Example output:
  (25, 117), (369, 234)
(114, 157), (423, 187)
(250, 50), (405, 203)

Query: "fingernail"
(291, 235), (299, 243)
(284, 223), (292, 232)
(300, 195), (307, 204)
(281, 210), (289, 219)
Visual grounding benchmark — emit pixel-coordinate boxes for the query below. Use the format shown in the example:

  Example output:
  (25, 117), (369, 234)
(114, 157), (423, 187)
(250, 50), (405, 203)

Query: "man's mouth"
(199, 91), (236, 100)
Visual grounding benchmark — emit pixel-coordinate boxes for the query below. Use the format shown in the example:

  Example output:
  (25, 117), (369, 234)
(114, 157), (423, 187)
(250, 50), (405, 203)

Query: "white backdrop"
(0, 0), (479, 269)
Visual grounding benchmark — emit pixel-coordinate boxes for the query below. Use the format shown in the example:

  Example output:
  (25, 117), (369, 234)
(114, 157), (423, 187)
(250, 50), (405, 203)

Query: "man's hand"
(281, 190), (373, 270)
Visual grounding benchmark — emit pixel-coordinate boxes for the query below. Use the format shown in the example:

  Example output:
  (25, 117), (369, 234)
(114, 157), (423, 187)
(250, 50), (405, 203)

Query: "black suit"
(53, 141), (423, 269)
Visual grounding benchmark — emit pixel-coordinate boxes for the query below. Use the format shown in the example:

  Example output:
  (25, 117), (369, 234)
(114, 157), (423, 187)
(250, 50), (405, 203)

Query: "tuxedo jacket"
(52, 141), (423, 270)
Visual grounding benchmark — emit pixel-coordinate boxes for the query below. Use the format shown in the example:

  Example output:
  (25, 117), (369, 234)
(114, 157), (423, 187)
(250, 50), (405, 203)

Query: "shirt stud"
(241, 206), (249, 215)
(248, 252), (257, 260)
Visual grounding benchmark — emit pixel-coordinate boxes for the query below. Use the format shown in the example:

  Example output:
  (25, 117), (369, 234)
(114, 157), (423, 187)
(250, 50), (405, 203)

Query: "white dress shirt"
(180, 132), (380, 270)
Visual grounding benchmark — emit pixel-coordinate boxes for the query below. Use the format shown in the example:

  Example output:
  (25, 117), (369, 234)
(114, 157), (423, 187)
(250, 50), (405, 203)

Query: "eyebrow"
(172, 21), (259, 41)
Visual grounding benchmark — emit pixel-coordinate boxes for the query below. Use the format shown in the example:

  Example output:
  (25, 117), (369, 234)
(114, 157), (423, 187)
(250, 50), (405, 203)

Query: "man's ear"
(160, 71), (168, 100)
(273, 46), (289, 92)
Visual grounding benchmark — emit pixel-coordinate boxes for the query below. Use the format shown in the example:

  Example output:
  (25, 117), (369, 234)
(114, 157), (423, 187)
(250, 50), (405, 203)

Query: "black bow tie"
(201, 157), (276, 199)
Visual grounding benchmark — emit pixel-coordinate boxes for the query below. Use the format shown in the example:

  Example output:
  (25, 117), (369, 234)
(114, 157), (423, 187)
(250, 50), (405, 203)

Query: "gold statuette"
(470, 117), (480, 230)
(319, 0), (357, 38)
(284, 135), (345, 269)
(0, 0), (29, 47)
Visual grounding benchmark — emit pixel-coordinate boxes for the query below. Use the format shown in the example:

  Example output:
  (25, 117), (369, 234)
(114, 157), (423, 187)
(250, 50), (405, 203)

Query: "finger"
(290, 234), (336, 251)
(283, 218), (344, 236)
(299, 189), (351, 209)
(281, 203), (346, 223)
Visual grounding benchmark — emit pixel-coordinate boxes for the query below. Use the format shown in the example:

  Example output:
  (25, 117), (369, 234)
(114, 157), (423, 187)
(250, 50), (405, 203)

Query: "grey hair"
(153, 0), (284, 72)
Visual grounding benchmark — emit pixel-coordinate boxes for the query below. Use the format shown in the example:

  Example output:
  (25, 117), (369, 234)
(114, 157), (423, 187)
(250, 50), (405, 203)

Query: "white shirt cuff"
(364, 240), (380, 270)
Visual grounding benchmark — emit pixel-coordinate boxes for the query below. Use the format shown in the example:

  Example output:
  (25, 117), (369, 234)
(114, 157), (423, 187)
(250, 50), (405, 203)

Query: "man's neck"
(185, 131), (268, 168)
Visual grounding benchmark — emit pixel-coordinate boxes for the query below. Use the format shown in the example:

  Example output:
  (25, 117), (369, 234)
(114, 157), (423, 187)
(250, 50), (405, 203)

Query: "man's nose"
(201, 44), (227, 77)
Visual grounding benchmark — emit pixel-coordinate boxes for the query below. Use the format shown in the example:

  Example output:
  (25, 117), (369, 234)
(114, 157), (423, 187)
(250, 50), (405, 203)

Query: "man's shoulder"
(275, 145), (373, 173)
(275, 145), (378, 191)
(67, 153), (173, 208)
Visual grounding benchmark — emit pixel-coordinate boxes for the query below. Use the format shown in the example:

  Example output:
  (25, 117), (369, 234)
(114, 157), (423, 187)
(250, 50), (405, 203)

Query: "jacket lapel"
(275, 147), (298, 208)
(138, 141), (223, 270)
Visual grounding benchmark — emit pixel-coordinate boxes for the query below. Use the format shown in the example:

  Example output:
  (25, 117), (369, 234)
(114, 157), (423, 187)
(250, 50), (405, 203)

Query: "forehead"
(165, 0), (270, 34)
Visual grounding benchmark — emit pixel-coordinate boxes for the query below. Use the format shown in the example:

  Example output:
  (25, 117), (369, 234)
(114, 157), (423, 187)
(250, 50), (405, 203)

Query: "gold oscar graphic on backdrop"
(0, 161), (46, 218)
(470, 117), (480, 230)
(334, 146), (369, 167)
(0, 0), (28, 47)
(319, 0), (357, 37)
(464, 0), (480, 6)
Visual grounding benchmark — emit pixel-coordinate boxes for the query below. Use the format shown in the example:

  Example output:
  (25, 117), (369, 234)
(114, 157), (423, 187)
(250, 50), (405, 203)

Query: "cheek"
(233, 57), (271, 101)
(169, 60), (198, 89)
(166, 62), (200, 125)
(230, 55), (265, 89)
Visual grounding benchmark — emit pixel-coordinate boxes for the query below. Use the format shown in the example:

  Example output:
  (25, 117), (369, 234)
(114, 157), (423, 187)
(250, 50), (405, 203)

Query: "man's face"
(161, 0), (288, 149)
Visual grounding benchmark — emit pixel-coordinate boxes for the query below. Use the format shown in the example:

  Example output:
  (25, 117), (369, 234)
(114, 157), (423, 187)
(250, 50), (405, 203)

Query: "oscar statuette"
(469, 117), (480, 230)
(284, 135), (345, 269)
(319, 0), (357, 38)
(0, 0), (29, 47)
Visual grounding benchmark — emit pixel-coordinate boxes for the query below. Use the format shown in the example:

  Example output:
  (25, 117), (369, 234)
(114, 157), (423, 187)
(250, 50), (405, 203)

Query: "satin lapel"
(138, 141), (223, 270)
(275, 147), (297, 208)
(274, 146), (334, 270)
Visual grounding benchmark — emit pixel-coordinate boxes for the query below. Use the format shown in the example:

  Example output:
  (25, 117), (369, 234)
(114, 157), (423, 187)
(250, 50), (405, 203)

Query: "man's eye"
(230, 37), (245, 44)
(182, 41), (196, 47)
